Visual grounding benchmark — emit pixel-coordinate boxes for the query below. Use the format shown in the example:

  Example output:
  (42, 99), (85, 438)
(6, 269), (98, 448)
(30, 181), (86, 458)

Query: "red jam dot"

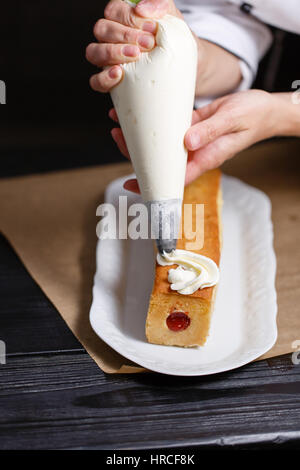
(166, 312), (190, 332)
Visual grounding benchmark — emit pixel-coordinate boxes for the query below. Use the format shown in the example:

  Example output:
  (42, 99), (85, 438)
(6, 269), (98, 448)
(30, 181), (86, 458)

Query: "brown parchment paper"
(0, 138), (299, 373)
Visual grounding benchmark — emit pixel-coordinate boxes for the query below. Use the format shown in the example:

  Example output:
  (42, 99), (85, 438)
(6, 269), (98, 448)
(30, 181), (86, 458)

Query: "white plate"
(90, 174), (277, 376)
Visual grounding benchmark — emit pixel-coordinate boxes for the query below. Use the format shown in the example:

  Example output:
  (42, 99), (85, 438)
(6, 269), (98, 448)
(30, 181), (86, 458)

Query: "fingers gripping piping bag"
(110, 1), (198, 253)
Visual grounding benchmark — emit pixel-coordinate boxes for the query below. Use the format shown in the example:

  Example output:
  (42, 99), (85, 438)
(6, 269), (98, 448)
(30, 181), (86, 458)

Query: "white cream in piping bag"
(157, 249), (219, 295)
(110, 14), (197, 202)
(110, 9), (219, 289)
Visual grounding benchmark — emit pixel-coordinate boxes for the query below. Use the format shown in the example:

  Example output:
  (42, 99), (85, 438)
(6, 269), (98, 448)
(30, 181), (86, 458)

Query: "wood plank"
(0, 352), (299, 449)
(0, 234), (83, 355)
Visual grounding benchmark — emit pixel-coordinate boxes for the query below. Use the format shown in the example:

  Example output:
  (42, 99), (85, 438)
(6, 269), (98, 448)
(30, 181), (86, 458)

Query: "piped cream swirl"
(157, 249), (219, 295)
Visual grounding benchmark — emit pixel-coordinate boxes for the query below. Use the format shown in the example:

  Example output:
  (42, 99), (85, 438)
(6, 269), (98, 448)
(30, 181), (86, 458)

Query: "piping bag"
(110, 0), (197, 253)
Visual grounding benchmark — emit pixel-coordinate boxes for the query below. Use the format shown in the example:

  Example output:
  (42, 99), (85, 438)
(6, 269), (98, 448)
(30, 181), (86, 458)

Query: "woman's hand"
(86, 0), (182, 93)
(184, 89), (278, 184)
(86, 0), (241, 96)
(109, 89), (280, 192)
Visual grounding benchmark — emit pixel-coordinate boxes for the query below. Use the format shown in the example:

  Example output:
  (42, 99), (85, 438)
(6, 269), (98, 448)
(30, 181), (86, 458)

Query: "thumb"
(135, 0), (169, 18)
(185, 132), (250, 185)
(185, 112), (236, 152)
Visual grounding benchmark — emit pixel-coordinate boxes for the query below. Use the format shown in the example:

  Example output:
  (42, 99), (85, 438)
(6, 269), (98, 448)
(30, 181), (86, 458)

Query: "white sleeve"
(174, 0), (273, 100)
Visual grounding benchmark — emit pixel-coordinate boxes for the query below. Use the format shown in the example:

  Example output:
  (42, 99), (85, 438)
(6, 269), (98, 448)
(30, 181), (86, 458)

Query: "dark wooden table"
(0, 152), (300, 451)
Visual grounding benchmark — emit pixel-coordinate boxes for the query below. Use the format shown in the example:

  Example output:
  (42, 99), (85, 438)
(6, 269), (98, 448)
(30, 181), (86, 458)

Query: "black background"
(0, 0), (117, 177)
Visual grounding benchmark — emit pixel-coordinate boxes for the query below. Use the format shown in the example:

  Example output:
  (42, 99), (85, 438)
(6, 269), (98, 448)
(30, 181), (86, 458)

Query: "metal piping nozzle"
(145, 199), (182, 255)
